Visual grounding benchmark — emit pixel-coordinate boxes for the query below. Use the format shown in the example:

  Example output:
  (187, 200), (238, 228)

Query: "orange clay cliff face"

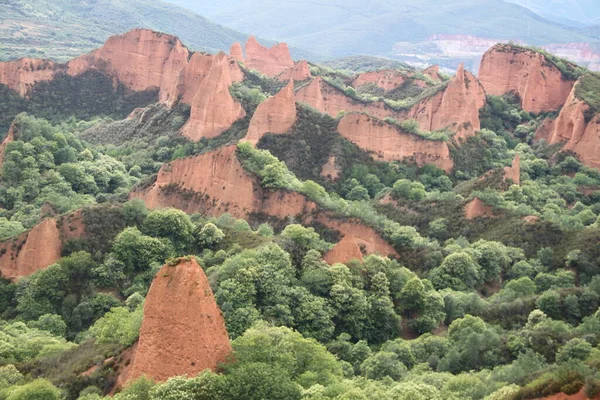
(67, 29), (190, 104)
(337, 113), (453, 172)
(0, 211), (85, 280)
(400, 64), (486, 139)
(121, 258), (231, 384)
(478, 44), (576, 114)
(0, 58), (63, 97)
(352, 70), (409, 91)
(180, 53), (246, 141)
(244, 80), (297, 145)
(536, 80), (600, 169)
(244, 36), (294, 77)
(297, 64), (485, 139)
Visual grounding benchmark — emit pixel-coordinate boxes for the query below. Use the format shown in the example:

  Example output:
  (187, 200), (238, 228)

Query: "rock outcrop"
(0, 218), (61, 280)
(321, 156), (341, 181)
(67, 29), (190, 104)
(245, 36), (294, 77)
(0, 123), (15, 167)
(464, 197), (494, 219)
(352, 70), (407, 91)
(296, 77), (391, 119)
(535, 79), (600, 169)
(422, 66), (443, 83)
(337, 113), (453, 172)
(318, 215), (399, 264)
(123, 258), (231, 384)
(278, 60), (311, 82)
(401, 64), (486, 139)
(504, 154), (521, 185)
(180, 53), (246, 141)
(0, 211), (86, 280)
(230, 42), (245, 63)
(0, 58), (62, 96)
(245, 80), (297, 145)
(478, 44), (576, 113)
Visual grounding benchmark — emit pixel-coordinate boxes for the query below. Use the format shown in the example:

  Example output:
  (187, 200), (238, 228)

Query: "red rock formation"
(245, 80), (297, 145)
(503, 154), (521, 185)
(337, 113), (453, 172)
(132, 145), (317, 219)
(180, 53), (246, 141)
(296, 77), (391, 119)
(67, 29), (190, 104)
(464, 197), (494, 220)
(321, 156), (341, 181)
(123, 258), (231, 384)
(0, 123), (15, 167)
(318, 215), (399, 264)
(401, 64), (486, 139)
(478, 44), (576, 113)
(278, 60), (311, 82)
(0, 58), (62, 96)
(352, 70), (407, 91)
(422, 66), (443, 83)
(536, 80), (600, 169)
(230, 42), (245, 63)
(0, 218), (61, 280)
(245, 36), (294, 77)
(0, 211), (86, 280)
(540, 389), (600, 400)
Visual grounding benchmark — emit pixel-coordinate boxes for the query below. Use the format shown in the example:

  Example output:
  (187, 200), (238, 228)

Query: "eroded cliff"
(122, 258), (231, 383)
(245, 36), (294, 77)
(478, 44), (576, 114)
(245, 80), (297, 145)
(337, 113), (453, 172)
(535, 77), (600, 169)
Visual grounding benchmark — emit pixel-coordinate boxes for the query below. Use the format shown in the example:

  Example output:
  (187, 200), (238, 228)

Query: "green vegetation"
(574, 73), (600, 118)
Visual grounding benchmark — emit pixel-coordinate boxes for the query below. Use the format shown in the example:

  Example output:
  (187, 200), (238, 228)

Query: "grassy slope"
(0, 0), (317, 62)
(163, 0), (595, 58)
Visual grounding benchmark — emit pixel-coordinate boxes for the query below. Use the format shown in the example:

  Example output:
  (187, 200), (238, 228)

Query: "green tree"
(429, 252), (481, 291)
(6, 379), (61, 400)
(112, 227), (172, 273)
(142, 208), (194, 252)
(360, 351), (407, 380)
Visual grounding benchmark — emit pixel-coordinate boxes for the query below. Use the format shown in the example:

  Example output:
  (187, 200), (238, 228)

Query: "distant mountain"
(505, 0), (600, 26)
(0, 0), (317, 62)
(164, 0), (595, 59)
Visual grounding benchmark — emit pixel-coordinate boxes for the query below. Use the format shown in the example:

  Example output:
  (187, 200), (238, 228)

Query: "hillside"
(1, 30), (600, 400)
(506, 0), (600, 26)
(165, 0), (595, 63)
(0, 0), (316, 62)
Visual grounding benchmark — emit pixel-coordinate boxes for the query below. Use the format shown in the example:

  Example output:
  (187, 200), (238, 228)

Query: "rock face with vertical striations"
(535, 78), (600, 169)
(245, 80), (297, 145)
(245, 36), (294, 77)
(0, 122), (15, 167)
(464, 197), (495, 219)
(0, 58), (63, 96)
(180, 53), (246, 141)
(230, 42), (245, 63)
(504, 154), (521, 185)
(67, 29), (190, 104)
(0, 211), (85, 280)
(478, 44), (576, 113)
(278, 60), (311, 82)
(122, 258), (232, 384)
(337, 113), (453, 172)
(400, 64), (486, 139)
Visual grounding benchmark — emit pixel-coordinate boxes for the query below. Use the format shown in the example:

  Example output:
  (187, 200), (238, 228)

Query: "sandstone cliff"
(245, 36), (294, 77)
(352, 70), (408, 91)
(464, 197), (495, 219)
(535, 78), (600, 169)
(245, 80), (297, 145)
(478, 44), (576, 114)
(123, 258), (231, 383)
(230, 42), (245, 63)
(504, 154), (521, 185)
(67, 29), (190, 104)
(180, 53), (246, 141)
(318, 215), (399, 264)
(278, 60), (311, 82)
(337, 113), (453, 172)
(0, 211), (85, 280)
(401, 64), (486, 139)
(422, 66), (443, 83)
(0, 58), (63, 96)
(0, 123), (15, 167)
